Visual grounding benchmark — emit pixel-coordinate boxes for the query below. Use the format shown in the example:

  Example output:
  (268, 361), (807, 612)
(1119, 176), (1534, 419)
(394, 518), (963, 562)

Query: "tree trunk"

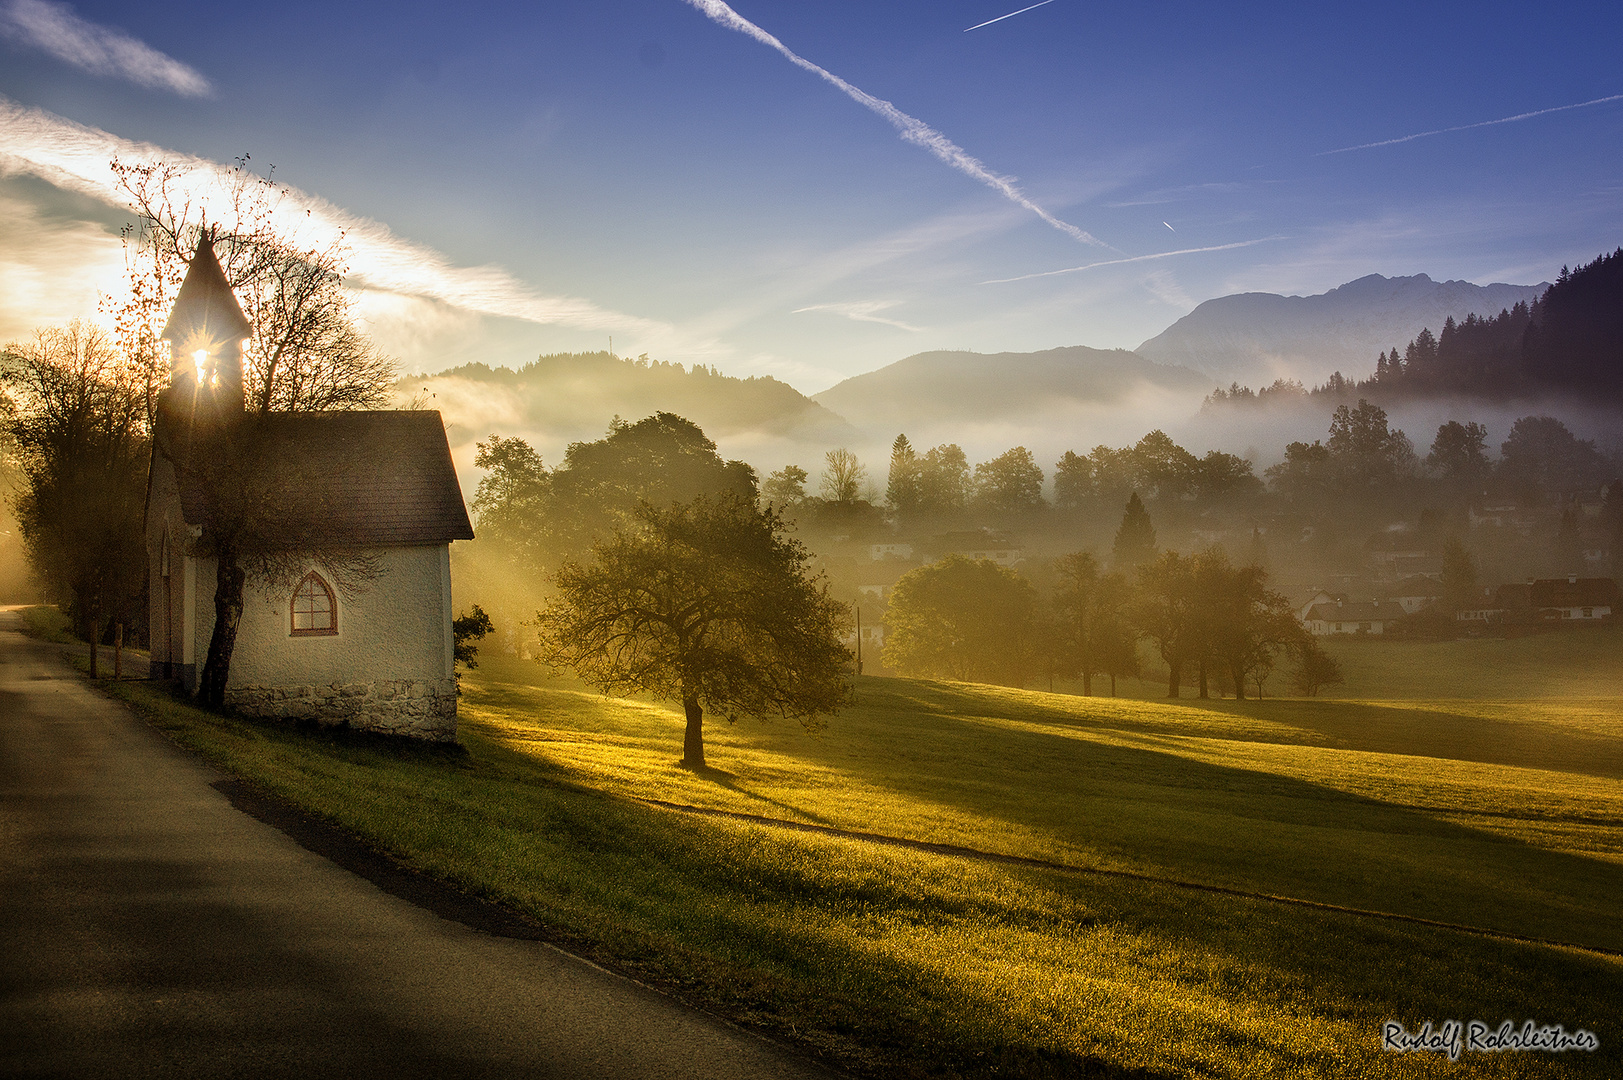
(1166, 660), (1181, 698)
(1109, 673), (1117, 696)
(1082, 670), (1092, 696)
(1231, 663), (1247, 700)
(1197, 660), (1209, 699)
(201, 549), (246, 708)
(681, 693), (705, 770)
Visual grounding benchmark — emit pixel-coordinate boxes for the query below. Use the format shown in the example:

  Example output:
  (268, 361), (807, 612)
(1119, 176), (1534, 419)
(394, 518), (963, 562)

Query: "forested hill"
(1137, 273), (1547, 387)
(811, 346), (1208, 431)
(1305, 248), (1623, 404)
(404, 352), (856, 448)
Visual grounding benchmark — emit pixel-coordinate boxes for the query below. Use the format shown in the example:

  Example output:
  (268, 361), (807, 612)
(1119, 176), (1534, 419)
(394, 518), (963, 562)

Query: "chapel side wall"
(222, 544), (456, 741)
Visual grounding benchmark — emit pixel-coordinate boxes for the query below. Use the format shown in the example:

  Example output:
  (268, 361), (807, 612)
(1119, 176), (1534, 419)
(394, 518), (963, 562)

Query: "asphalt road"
(0, 611), (836, 1079)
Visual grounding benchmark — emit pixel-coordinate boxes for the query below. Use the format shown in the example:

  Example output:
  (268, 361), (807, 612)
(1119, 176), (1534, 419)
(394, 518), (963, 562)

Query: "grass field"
(57, 612), (1623, 1079)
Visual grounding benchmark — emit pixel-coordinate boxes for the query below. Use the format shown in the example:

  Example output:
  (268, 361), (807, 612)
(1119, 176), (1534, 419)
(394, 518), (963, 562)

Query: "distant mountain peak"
(1135, 273), (1548, 385)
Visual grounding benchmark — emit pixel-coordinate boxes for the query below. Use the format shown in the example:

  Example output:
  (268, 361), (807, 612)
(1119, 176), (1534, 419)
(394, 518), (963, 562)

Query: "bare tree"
(110, 157), (396, 416)
(820, 447), (866, 503)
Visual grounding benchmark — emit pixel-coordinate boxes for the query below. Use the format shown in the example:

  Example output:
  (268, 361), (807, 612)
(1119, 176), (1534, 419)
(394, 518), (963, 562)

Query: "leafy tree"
(1092, 571), (1140, 696)
(1190, 451), (1262, 501)
(973, 446), (1045, 514)
(1290, 639), (1344, 697)
(820, 447), (866, 503)
(1133, 550), (1196, 698)
(536, 493), (851, 769)
(1053, 551), (1102, 695)
(452, 604), (494, 688)
(762, 464), (810, 508)
(2, 321), (149, 656)
(1190, 550), (1299, 700)
(1085, 444), (1138, 503)
(1497, 415), (1609, 502)
(1052, 450), (1090, 510)
(1130, 430), (1197, 499)
(1426, 421), (1491, 489)
(1054, 552), (1138, 696)
(1266, 440), (1333, 502)
(883, 554), (1038, 686)
(547, 413), (757, 560)
(916, 444), (971, 514)
(885, 434), (921, 515)
(1111, 493), (1156, 570)
(470, 435), (549, 559)
(1327, 399), (1415, 488)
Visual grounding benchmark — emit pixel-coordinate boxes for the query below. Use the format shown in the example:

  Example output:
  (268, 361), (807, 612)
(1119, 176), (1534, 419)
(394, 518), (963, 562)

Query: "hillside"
(1137, 273), (1548, 387)
(811, 345), (1208, 433)
(404, 351), (857, 460)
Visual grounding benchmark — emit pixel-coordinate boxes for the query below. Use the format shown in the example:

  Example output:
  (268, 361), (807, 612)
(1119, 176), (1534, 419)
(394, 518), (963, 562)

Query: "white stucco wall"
(206, 544), (453, 687)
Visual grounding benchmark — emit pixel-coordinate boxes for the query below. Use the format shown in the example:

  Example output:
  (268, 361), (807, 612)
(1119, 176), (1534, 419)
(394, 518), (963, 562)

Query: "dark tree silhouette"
(2, 321), (149, 657)
(536, 493), (851, 769)
(1112, 493), (1156, 570)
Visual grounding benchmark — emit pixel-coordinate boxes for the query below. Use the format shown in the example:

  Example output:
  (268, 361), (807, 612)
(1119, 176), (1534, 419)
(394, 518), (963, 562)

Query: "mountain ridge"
(1136, 273), (1549, 387)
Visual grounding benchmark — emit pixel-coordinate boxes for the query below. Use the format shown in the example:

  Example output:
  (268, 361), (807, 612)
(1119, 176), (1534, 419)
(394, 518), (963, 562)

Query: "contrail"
(679, 0), (1111, 249)
(1321, 93), (1623, 155)
(0, 96), (671, 337)
(981, 236), (1284, 284)
(964, 0), (1057, 33)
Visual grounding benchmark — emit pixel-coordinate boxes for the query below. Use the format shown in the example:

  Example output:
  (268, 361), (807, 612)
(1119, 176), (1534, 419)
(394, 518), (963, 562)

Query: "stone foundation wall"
(224, 677), (458, 742)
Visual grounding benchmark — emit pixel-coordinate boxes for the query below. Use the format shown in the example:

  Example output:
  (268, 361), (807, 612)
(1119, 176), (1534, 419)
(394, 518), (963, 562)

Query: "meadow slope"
(79, 617), (1623, 1080)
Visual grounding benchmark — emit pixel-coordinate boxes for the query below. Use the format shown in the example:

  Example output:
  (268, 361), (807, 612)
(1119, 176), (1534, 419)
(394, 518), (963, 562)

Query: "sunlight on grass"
(85, 632), (1623, 1080)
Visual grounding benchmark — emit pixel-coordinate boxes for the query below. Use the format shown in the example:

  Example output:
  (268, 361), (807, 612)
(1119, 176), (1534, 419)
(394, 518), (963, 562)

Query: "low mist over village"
(2, 1), (1621, 1078)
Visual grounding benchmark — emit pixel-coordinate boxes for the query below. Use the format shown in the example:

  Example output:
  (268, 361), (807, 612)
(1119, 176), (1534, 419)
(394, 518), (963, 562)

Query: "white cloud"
(0, 0), (210, 96)
(0, 96), (689, 349)
(0, 186), (123, 343)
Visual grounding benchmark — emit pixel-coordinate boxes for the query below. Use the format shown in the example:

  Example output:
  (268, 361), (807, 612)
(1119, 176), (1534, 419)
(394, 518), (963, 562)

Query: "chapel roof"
(169, 410), (474, 545)
(161, 235), (253, 346)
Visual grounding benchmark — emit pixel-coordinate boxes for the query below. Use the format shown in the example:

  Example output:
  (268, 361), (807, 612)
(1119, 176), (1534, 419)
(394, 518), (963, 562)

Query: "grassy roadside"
(33, 613), (1620, 1078)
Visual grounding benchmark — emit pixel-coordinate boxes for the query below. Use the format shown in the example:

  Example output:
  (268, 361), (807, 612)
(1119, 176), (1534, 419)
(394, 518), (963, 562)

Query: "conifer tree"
(1112, 492), (1156, 570)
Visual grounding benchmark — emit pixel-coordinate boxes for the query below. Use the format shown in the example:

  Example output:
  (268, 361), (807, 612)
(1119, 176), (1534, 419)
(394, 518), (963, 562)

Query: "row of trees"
(753, 401), (1612, 550)
(882, 546), (1339, 699)
(1269, 402), (1614, 505)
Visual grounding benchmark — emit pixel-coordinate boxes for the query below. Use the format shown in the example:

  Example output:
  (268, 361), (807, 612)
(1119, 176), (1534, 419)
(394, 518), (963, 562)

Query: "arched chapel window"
(291, 572), (337, 636)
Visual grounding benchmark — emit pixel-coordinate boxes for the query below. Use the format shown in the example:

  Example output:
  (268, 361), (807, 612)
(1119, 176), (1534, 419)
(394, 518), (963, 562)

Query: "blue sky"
(2, 0), (1620, 392)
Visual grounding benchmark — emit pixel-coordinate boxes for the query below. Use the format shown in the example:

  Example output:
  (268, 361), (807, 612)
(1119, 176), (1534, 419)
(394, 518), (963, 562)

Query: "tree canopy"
(535, 493), (851, 769)
(882, 554), (1038, 686)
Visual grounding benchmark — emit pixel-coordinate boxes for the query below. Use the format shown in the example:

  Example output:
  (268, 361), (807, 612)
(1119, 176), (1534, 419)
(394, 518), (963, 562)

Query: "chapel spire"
(161, 232), (250, 411)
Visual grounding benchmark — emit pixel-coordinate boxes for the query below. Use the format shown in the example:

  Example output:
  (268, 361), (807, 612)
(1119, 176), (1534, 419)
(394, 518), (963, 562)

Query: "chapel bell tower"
(160, 232), (251, 416)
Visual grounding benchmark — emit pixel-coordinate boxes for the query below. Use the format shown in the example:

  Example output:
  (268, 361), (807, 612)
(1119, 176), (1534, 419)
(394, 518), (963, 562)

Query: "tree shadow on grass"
(747, 679), (1623, 952)
(860, 676), (1623, 778)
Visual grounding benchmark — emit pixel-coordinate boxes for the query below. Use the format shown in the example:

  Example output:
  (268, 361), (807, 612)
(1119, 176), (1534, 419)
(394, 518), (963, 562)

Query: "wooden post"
(115, 623), (124, 679)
